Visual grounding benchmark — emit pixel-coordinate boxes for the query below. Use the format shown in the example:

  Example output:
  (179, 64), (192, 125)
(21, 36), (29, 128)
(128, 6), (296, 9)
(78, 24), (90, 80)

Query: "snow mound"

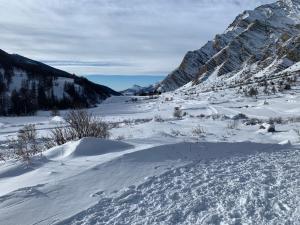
(119, 141), (285, 163)
(50, 116), (65, 123)
(45, 138), (133, 160)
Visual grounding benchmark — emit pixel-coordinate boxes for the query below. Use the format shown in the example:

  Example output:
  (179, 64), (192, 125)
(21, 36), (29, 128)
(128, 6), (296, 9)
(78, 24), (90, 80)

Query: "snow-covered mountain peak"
(157, 0), (300, 93)
(281, 0), (300, 7)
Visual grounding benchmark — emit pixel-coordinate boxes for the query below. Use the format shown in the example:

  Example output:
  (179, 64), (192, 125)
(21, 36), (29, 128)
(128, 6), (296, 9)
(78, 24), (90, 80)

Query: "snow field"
(58, 143), (300, 225)
(0, 88), (300, 225)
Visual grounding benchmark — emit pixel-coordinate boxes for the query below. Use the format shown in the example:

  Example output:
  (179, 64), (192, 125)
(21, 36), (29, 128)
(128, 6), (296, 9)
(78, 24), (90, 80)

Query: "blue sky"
(0, 0), (274, 77)
(86, 75), (165, 91)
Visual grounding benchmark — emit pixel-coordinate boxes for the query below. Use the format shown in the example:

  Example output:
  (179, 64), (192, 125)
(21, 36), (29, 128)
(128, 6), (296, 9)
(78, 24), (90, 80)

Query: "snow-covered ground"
(0, 88), (300, 225)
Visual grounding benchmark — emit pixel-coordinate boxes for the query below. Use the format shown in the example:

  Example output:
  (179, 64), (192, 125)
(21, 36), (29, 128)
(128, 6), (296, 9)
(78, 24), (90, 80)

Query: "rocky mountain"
(157, 0), (300, 92)
(0, 49), (120, 115)
(121, 84), (157, 96)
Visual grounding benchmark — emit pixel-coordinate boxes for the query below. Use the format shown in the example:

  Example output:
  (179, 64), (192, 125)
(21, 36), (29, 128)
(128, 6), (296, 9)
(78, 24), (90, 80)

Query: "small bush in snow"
(268, 117), (283, 124)
(267, 124), (276, 133)
(173, 107), (183, 119)
(131, 98), (138, 102)
(245, 118), (262, 126)
(50, 110), (110, 146)
(259, 124), (266, 129)
(196, 114), (206, 119)
(192, 126), (206, 138)
(9, 124), (41, 163)
(164, 97), (173, 102)
(247, 87), (258, 97)
(153, 115), (164, 122)
(0, 153), (5, 162)
(211, 114), (221, 120)
(288, 116), (300, 123)
(211, 114), (229, 121)
(171, 129), (183, 137)
(227, 120), (239, 130)
(232, 113), (248, 120)
(271, 86), (277, 94)
(116, 135), (125, 141)
(50, 126), (74, 146)
(284, 84), (291, 90)
(294, 129), (300, 142)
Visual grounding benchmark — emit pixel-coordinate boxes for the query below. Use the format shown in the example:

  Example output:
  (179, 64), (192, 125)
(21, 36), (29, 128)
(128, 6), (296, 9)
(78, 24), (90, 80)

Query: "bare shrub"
(211, 114), (221, 120)
(271, 86), (277, 94)
(263, 100), (269, 105)
(173, 107), (183, 119)
(153, 115), (164, 122)
(164, 97), (173, 102)
(192, 126), (206, 138)
(295, 129), (300, 142)
(267, 124), (276, 132)
(9, 124), (41, 163)
(245, 118), (262, 126)
(263, 85), (270, 95)
(0, 153), (5, 162)
(116, 135), (125, 141)
(50, 110), (110, 146)
(196, 114), (206, 119)
(171, 129), (183, 137)
(211, 113), (229, 121)
(269, 117), (283, 124)
(284, 84), (291, 90)
(232, 113), (248, 120)
(288, 116), (300, 123)
(227, 120), (239, 129)
(248, 87), (258, 97)
(49, 126), (74, 146)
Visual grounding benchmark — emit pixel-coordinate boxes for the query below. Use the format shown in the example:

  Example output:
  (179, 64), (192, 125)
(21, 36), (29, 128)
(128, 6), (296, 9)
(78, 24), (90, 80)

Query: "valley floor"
(0, 88), (300, 225)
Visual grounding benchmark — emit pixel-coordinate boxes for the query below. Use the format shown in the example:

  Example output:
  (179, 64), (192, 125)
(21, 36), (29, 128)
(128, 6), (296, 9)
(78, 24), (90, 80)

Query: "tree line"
(0, 76), (90, 116)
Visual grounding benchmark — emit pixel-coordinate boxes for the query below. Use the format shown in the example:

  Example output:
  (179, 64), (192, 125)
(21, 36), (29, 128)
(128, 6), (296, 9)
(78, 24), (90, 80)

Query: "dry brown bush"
(9, 124), (41, 163)
(173, 107), (183, 119)
(49, 110), (110, 146)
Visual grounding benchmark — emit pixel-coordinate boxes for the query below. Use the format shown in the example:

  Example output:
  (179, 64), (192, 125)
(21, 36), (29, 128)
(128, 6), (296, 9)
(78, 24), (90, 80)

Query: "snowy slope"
(59, 143), (300, 225)
(0, 85), (300, 224)
(0, 138), (299, 225)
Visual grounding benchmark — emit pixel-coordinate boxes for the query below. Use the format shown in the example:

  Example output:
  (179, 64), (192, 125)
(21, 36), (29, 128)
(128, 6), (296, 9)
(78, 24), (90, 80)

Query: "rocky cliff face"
(0, 50), (120, 115)
(157, 0), (300, 92)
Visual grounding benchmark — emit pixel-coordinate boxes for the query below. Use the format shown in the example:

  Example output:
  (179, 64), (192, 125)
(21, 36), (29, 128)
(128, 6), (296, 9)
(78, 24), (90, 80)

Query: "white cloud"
(0, 0), (275, 75)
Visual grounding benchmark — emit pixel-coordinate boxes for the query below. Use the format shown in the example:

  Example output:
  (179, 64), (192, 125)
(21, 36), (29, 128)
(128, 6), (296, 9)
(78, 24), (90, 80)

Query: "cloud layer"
(0, 0), (275, 75)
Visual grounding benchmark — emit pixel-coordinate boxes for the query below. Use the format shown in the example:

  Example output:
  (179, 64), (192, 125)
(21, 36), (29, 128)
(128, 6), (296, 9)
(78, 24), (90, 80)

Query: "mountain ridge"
(157, 0), (300, 93)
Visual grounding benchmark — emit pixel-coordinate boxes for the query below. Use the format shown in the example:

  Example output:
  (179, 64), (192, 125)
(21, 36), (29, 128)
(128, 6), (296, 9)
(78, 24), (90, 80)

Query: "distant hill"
(121, 84), (158, 96)
(0, 49), (120, 115)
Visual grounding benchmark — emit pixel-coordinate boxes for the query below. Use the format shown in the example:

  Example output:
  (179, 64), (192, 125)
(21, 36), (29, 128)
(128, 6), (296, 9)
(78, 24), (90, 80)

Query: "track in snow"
(58, 146), (300, 225)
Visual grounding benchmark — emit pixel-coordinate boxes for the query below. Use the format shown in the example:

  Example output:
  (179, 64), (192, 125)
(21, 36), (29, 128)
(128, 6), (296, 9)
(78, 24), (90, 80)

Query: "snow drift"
(45, 138), (133, 160)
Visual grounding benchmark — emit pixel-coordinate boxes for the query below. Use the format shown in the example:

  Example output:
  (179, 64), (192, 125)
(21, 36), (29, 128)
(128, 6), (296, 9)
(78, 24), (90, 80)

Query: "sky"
(86, 75), (165, 91)
(0, 0), (275, 77)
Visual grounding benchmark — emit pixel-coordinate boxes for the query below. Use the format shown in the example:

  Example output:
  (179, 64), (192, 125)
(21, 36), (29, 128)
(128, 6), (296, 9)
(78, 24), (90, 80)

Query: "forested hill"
(0, 49), (120, 115)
